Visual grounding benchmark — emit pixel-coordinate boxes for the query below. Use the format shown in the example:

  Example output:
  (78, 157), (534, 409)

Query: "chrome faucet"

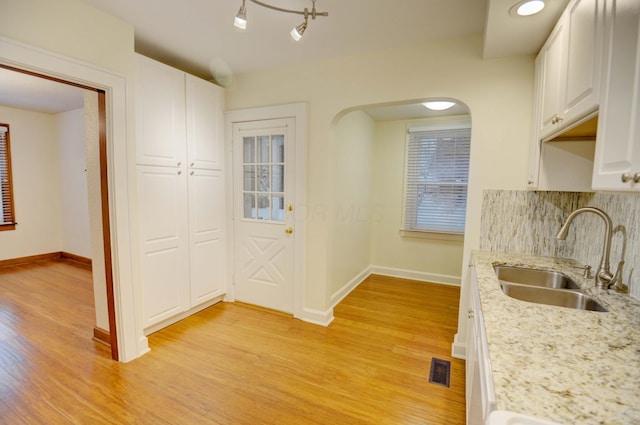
(556, 207), (623, 290)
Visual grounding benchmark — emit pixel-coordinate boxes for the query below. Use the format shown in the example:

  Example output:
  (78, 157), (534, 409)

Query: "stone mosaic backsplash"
(480, 190), (640, 300)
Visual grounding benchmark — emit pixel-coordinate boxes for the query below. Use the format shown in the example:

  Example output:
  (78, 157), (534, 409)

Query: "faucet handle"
(610, 261), (626, 291)
(582, 265), (592, 279)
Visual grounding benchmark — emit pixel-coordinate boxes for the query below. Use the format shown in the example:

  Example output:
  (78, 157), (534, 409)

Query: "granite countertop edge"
(472, 250), (640, 425)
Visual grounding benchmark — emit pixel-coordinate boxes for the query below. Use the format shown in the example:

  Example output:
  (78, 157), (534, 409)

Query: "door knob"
(285, 227), (294, 234)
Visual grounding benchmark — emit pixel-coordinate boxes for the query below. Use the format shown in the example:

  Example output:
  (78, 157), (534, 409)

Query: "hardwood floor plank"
(0, 261), (465, 424)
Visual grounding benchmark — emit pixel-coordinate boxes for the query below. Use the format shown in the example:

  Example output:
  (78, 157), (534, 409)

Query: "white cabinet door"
(466, 272), (482, 425)
(538, 18), (568, 140)
(562, 0), (604, 125)
(186, 74), (224, 171)
(135, 55), (187, 167)
(592, 0), (640, 191)
(137, 165), (190, 327)
(466, 266), (496, 425)
(188, 169), (226, 306)
(537, 0), (603, 141)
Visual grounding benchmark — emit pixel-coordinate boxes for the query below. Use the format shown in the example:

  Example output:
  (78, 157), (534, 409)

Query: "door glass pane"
(243, 137), (255, 163)
(257, 136), (270, 163)
(244, 194), (256, 219)
(258, 165), (270, 192)
(243, 165), (255, 191)
(272, 135), (285, 163)
(257, 195), (270, 220)
(272, 165), (284, 192)
(271, 195), (284, 222)
(239, 129), (287, 223)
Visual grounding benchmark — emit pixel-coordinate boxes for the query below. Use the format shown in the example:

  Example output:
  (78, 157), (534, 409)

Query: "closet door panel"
(137, 165), (190, 326)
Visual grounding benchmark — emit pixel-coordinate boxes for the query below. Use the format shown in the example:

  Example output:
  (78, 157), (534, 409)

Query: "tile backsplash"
(480, 190), (640, 300)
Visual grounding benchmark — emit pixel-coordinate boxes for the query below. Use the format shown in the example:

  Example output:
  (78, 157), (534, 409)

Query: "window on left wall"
(0, 123), (16, 231)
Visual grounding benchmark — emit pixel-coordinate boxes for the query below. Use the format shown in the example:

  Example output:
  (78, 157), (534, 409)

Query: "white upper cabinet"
(592, 0), (640, 190)
(135, 55), (224, 171)
(135, 56), (187, 167)
(186, 74), (225, 171)
(537, 0), (604, 141)
(563, 0), (604, 124)
(538, 19), (568, 140)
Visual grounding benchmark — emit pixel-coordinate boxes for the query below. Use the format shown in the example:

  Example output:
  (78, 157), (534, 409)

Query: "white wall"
(370, 118), (465, 280)
(330, 110), (375, 296)
(0, 106), (62, 259)
(0, 0), (134, 76)
(0, 0), (139, 358)
(0, 105), (93, 260)
(226, 34), (535, 317)
(57, 107), (91, 258)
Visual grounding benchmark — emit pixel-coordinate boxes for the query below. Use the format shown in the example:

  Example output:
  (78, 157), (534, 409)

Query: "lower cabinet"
(137, 164), (226, 331)
(466, 265), (497, 425)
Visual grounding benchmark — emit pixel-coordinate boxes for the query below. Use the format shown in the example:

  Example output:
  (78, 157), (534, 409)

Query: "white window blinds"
(402, 120), (471, 234)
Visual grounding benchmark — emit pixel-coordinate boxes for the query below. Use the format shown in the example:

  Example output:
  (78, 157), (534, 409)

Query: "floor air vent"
(428, 358), (451, 387)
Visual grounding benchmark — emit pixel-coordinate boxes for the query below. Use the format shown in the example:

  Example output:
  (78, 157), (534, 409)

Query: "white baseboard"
(369, 265), (461, 286)
(451, 332), (466, 359)
(138, 337), (151, 358)
(143, 295), (225, 336)
(330, 266), (372, 307)
(300, 307), (334, 326)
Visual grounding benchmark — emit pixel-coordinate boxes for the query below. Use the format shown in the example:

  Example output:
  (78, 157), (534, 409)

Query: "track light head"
(234, 2), (247, 29)
(290, 21), (307, 41)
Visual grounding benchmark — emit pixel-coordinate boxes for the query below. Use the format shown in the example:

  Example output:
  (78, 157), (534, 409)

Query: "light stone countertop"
(472, 250), (640, 425)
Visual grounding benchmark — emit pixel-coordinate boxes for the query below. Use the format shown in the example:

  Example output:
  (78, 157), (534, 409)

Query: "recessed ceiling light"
(510, 0), (545, 16)
(422, 101), (456, 111)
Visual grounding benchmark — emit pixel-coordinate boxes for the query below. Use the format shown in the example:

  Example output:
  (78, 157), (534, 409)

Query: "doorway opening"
(0, 64), (119, 360)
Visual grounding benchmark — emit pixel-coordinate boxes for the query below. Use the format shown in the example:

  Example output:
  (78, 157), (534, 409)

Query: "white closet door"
(135, 54), (187, 167)
(137, 165), (190, 327)
(188, 168), (226, 305)
(186, 74), (224, 171)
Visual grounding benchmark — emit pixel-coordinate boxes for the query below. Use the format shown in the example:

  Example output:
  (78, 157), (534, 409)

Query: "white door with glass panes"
(233, 119), (295, 313)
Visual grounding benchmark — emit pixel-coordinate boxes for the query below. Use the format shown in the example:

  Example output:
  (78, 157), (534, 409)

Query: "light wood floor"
(0, 259), (465, 424)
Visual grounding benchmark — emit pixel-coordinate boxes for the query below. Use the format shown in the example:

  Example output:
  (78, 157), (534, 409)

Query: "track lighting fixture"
(290, 19), (307, 42)
(233, 0), (328, 41)
(234, 0), (247, 29)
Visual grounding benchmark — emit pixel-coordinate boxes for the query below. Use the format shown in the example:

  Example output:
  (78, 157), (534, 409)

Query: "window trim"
(401, 116), (471, 237)
(0, 123), (16, 231)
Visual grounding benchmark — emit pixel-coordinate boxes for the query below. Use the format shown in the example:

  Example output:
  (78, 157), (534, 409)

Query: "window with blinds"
(402, 119), (471, 234)
(0, 124), (16, 230)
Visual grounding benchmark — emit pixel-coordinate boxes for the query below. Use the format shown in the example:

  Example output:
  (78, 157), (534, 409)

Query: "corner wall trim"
(369, 265), (461, 286)
(451, 333), (467, 359)
(300, 307), (334, 327)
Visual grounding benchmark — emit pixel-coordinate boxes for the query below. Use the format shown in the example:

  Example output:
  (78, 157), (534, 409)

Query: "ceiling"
(0, 0), (568, 117)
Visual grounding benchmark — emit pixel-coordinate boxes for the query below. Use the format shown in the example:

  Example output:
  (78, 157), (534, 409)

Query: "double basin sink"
(494, 265), (608, 312)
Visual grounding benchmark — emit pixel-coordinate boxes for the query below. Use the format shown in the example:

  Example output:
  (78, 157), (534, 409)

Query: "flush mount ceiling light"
(234, 0), (328, 41)
(422, 101), (456, 111)
(509, 0), (545, 16)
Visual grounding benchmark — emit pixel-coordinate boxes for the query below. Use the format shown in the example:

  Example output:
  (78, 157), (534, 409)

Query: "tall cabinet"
(135, 54), (226, 331)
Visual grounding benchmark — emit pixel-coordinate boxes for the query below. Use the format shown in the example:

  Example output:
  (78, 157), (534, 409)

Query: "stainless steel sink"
(500, 282), (608, 312)
(493, 265), (608, 312)
(494, 265), (580, 289)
